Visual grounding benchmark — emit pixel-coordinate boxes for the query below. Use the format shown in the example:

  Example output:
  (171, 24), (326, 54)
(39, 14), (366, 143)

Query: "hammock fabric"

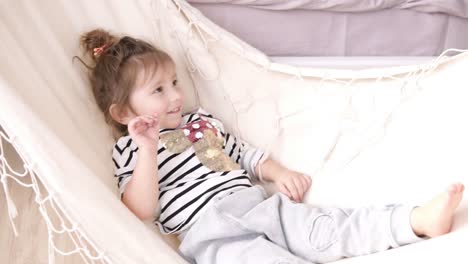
(1, 0), (468, 263)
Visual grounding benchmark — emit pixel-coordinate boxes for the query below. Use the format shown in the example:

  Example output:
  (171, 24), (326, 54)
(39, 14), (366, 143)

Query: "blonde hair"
(78, 29), (174, 140)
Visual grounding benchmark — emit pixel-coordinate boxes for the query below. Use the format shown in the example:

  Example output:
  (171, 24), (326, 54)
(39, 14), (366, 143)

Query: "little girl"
(80, 29), (464, 264)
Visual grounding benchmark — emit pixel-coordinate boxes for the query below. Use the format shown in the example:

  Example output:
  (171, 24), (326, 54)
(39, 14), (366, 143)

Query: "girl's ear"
(109, 104), (134, 125)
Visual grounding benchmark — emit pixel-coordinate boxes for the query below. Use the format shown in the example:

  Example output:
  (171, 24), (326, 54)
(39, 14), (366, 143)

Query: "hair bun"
(80, 29), (118, 62)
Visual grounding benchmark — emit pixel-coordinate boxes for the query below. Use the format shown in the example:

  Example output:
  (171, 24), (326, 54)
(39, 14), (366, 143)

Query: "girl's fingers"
(300, 175), (310, 192)
(131, 116), (148, 127)
(134, 124), (149, 135)
(140, 116), (156, 124)
(285, 181), (300, 202)
(136, 117), (151, 128)
(300, 175), (308, 195)
(138, 115), (159, 127)
(129, 116), (158, 135)
(301, 174), (311, 188)
(299, 178), (307, 200)
(278, 183), (292, 200)
(306, 175), (312, 188)
(128, 118), (142, 133)
(292, 176), (304, 201)
(144, 115), (159, 127)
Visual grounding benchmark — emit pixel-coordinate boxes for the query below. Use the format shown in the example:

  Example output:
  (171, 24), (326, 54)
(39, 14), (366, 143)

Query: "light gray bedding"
(189, 1), (468, 56)
(189, 0), (468, 18)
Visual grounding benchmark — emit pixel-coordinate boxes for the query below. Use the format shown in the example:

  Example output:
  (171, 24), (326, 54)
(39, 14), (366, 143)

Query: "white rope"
(38, 191), (103, 263)
(0, 171), (34, 187)
(0, 130), (111, 263)
(46, 181), (109, 261)
(166, 0), (468, 178)
(0, 133), (19, 236)
(171, 0), (220, 46)
(0, 175), (19, 236)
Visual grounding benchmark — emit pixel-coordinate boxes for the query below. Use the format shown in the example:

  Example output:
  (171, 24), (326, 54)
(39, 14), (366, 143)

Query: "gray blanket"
(189, 0), (468, 18)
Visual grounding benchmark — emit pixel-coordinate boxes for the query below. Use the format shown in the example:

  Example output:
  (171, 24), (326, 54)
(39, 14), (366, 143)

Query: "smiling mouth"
(167, 106), (181, 114)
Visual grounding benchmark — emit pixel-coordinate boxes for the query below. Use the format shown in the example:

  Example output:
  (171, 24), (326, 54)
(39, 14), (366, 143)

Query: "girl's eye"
(173, 79), (178, 86)
(153, 87), (163, 93)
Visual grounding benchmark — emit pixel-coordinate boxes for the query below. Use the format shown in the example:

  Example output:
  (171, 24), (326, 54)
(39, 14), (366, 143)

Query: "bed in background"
(188, 0), (468, 60)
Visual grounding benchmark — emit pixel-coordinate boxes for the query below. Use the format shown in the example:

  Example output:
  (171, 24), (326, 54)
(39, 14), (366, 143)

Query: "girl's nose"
(169, 86), (182, 102)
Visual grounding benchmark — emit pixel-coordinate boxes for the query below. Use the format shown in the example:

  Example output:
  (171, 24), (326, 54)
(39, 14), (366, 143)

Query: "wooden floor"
(0, 133), (84, 264)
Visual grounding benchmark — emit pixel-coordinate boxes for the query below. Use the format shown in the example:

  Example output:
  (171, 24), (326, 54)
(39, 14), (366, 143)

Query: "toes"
(454, 183), (464, 193)
(447, 183), (465, 194)
(447, 184), (458, 194)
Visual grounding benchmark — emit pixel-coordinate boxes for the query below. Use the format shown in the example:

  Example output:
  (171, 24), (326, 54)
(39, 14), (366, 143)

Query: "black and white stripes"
(112, 108), (265, 234)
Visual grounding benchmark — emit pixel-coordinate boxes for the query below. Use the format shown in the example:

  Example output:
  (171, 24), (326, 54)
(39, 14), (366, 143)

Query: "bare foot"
(410, 183), (464, 237)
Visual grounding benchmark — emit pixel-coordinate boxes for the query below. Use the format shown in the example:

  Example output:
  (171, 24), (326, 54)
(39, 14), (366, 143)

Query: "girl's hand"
(128, 114), (159, 150)
(274, 170), (312, 203)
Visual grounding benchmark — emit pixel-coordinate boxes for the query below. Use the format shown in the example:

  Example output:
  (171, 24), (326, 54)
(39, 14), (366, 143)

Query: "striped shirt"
(112, 108), (266, 234)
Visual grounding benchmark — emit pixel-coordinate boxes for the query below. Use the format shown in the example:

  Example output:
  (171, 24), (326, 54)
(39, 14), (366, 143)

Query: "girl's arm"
(122, 146), (159, 221)
(121, 114), (160, 221)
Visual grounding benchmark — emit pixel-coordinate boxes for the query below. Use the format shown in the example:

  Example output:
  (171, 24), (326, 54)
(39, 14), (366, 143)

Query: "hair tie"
(93, 44), (107, 58)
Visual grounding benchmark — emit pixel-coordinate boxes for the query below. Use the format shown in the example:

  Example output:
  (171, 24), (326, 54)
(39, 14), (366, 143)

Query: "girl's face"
(126, 61), (184, 129)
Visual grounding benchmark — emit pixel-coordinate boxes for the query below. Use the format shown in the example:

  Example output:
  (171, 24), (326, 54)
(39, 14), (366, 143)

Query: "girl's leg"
(235, 183), (464, 263)
(179, 183), (464, 264)
(190, 234), (312, 264)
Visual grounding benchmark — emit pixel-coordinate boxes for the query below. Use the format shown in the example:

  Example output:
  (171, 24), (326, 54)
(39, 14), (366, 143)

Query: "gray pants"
(178, 185), (425, 264)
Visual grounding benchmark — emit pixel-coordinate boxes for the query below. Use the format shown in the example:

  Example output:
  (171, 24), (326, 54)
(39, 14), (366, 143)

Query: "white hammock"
(1, 0), (468, 263)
